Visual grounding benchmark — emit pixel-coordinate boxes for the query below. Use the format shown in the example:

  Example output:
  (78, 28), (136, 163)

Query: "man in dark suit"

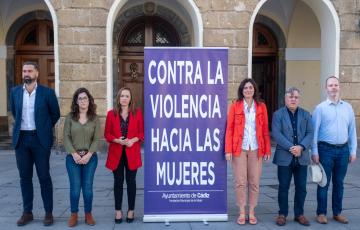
(272, 87), (314, 226)
(11, 61), (60, 226)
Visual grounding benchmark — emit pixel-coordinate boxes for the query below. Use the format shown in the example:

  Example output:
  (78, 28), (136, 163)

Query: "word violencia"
(150, 94), (221, 119)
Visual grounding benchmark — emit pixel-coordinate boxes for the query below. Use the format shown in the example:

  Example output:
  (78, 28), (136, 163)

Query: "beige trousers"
(232, 149), (263, 210)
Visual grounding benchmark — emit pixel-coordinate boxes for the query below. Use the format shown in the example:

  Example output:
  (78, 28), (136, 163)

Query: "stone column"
(52, 0), (112, 150)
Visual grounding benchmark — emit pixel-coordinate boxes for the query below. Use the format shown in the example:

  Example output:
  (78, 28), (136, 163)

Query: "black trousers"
(113, 149), (137, 210)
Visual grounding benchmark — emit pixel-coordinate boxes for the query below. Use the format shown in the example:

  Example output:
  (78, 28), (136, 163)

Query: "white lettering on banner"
(151, 128), (220, 152)
(156, 161), (215, 185)
(150, 94), (221, 119)
(148, 59), (224, 85)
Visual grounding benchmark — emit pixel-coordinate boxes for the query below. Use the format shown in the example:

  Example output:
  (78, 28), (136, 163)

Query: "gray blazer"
(272, 106), (314, 166)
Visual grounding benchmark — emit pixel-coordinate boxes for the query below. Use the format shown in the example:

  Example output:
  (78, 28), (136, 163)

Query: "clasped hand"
(71, 152), (92, 164)
(289, 145), (302, 157)
(115, 137), (135, 147)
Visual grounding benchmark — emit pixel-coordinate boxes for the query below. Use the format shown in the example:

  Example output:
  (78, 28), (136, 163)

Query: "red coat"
(225, 100), (271, 157)
(104, 109), (144, 171)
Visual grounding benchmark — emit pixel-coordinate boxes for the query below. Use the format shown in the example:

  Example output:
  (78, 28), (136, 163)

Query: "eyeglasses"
(78, 97), (89, 102)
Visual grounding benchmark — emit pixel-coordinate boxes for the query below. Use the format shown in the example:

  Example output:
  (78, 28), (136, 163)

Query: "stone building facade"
(0, 0), (359, 148)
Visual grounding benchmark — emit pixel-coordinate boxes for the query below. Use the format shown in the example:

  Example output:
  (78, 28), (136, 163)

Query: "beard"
(23, 76), (35, 85)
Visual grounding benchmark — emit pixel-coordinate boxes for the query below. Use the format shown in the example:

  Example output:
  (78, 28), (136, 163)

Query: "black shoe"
(115, 218), (122, 224)
(126, 210), (134, 223)
(115, 210), (123, 224)
(17, 212), (34, 226)
(43, 213), (54, 226)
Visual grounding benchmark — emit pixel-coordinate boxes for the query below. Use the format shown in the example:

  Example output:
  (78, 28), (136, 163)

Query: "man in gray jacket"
(272, 87), (314, 226)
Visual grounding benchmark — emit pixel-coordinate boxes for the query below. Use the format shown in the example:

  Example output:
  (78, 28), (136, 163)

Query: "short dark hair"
(237, 78), (262, 103)
(23, 61), (39, 71)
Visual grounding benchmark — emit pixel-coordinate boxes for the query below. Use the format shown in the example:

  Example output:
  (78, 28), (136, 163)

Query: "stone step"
(0, 135), (13, 150)
(0, 144), (13, 150)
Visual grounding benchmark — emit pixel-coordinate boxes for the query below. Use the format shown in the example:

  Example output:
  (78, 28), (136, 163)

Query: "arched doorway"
(107, 0), (200, 109)
(117, 16), (181, 110)
(252, 23), (278, 126)
(14, 20), (54, 88)
(249, 0), (340, 106)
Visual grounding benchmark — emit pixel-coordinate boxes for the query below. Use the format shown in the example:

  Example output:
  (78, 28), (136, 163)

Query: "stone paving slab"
(0, 149), (360, 229)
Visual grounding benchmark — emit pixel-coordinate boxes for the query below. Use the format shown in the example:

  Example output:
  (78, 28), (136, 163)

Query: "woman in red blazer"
(104, 87), (144, 224)
(225, 79), (271, 225)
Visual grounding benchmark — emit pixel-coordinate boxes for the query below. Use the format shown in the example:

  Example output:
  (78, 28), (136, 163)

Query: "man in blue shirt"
(312, 76), (357, 224)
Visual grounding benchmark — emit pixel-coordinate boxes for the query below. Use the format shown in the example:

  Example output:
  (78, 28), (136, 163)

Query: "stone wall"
(196, 0), (252, 102)
(50, 0), (111, 147)
(332, 0), (360, 135)
(49, 0), (360, 146)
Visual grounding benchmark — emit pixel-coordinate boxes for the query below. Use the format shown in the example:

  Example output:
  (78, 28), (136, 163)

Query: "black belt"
(20, 130), (36, 135)
(76, 149), (89, 157)
(318, 141), (347, 148)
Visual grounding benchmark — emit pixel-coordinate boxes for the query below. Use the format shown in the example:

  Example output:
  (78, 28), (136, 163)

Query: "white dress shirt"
(242, 100), (258, 150)
(20, 83), (37, 130)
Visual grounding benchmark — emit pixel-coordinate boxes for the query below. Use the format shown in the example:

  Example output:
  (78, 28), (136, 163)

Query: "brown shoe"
(16, 212), (34, 226)
(294, 215), (310, 226)
(85, 212), (96, 226)
(316, 214), (328, 224)
(333, 215), (348, 224)
(43, 213), (54, 226)
(68, 213), (78, 227)
(276, 215), (286, 226)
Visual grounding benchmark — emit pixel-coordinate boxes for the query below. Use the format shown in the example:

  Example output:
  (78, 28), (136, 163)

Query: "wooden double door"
(15, 20), (54, 88)
(118, 16), (180, 110)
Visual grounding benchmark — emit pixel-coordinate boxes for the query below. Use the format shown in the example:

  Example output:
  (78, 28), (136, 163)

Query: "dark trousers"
(15, 131), (53, 213)
(317, 142), (349, 216)
(113, 149), (137, 211)
(277, 157), (308, 217)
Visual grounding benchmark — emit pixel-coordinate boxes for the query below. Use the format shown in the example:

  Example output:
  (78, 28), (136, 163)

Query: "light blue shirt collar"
(326, 98), (343, 105)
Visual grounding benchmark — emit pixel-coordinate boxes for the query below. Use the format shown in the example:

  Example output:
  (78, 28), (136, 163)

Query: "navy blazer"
(272, 106), (314, 166)
(11, 84), (60, 149)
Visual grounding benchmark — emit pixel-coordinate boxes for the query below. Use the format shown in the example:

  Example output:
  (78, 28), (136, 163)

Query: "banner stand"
(144, 48), (228, 222)
(143, 214), (228, 223)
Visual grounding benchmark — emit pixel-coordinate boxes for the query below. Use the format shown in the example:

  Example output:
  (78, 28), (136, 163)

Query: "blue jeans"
(66, 154), (98, 213)
(15, 131), (53, 213)
(317, 142), (349, 216)
(277, 157), (308, 217)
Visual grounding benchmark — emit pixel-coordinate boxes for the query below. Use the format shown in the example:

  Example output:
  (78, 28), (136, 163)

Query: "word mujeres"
(157, 161), (215, 186)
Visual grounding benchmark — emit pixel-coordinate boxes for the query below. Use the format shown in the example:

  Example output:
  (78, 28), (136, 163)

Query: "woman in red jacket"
(225, 79), (271, 225)
(104, 87), (144, 224)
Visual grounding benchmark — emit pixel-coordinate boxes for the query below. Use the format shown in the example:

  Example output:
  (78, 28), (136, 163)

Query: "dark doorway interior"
(252, 56), (277, 126)
(252, 23), (278, 128)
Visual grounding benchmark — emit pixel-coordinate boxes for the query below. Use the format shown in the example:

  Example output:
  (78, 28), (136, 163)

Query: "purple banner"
(144, 48), (228, 215)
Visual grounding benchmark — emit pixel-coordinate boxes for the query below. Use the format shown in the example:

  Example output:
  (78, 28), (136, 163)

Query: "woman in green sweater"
(63, 87), (100, 227)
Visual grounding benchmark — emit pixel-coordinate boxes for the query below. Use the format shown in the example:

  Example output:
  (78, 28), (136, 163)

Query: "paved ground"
(0, 149), (360, 230)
